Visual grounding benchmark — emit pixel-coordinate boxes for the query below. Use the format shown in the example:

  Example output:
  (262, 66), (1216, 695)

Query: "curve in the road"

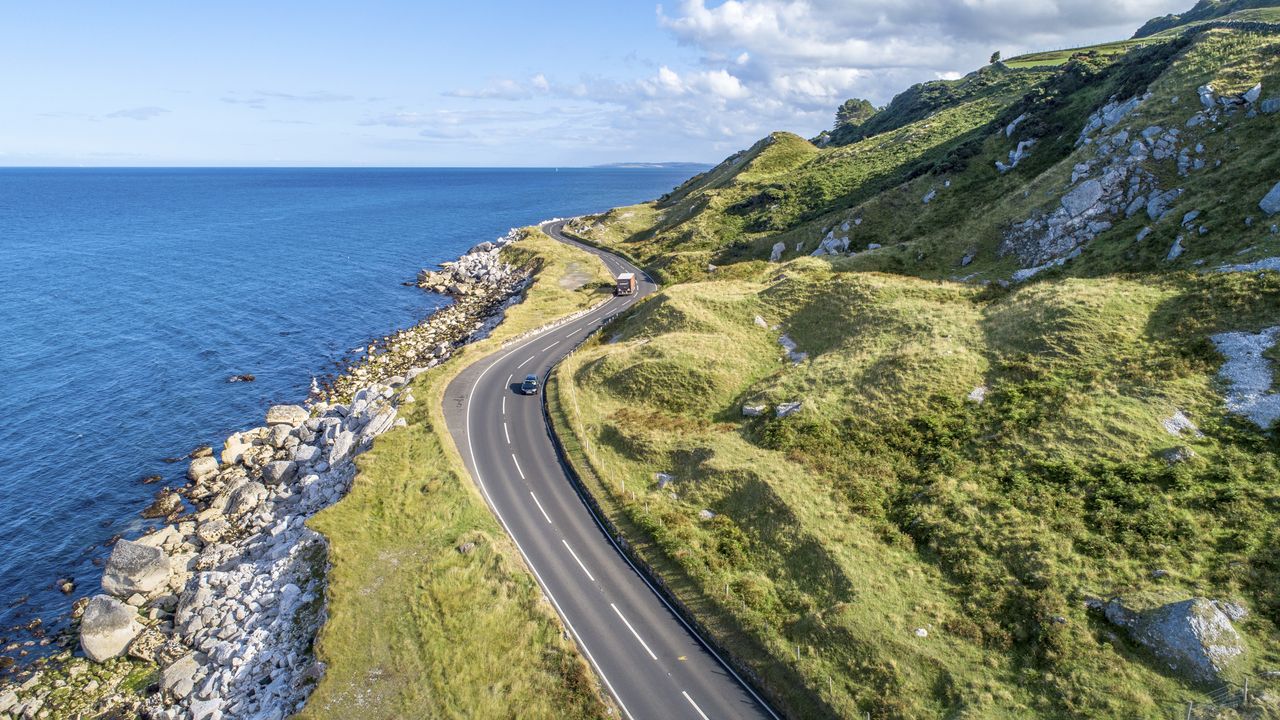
(442, 221), (777, 720)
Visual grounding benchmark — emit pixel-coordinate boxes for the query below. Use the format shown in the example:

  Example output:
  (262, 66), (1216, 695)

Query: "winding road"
(442, 221), (776, 720)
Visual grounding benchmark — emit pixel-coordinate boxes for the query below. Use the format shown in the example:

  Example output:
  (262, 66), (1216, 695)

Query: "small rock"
(141, 488), (183, 519)
(741, 405), (765, 417)
(457, 542), (476, 555)
(698, 509), (716, 521)
(655, 473), (675, 488)
(1244, 83), (1262, 105)
(769, 242), (785, 262)
(915, 627), (928, 638)
(227, 373), (255, 383)
(775, 401), (803, 418)
(57, 577), (75, 595)
(1161, 446), (1198, 464)
(967, 386), (987, 404)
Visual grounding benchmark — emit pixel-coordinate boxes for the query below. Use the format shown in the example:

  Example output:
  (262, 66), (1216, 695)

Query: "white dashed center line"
(506, 374), (512, 387)
(562, 539), (595, 582)
(610, 603), (657, 661)
(517, 356), (535, 368)
(502, 396), (506, 415)
(503, 422), (510, 444)
(511, 454), (525, 480)
(682, 691), (710, 720)
(542, 340), (559, 351)
(530, 491), (552, 524)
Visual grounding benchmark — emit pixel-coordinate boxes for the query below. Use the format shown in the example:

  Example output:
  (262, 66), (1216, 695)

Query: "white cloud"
(105, 106), (170, 121)
(372, 0), (1190, 162)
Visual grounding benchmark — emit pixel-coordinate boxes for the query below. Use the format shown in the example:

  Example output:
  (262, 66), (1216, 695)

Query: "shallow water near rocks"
(0, 167), (692, 652)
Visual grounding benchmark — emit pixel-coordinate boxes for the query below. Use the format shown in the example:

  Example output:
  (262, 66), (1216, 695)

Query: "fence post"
(1185, 700), (1193, 720)
(1243, 677), (1249, 708)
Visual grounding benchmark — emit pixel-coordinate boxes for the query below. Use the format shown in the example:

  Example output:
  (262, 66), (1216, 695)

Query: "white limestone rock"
(80, 595), (143, 662)
(102, 539), (171, 597)
(265, 405), (309, 427)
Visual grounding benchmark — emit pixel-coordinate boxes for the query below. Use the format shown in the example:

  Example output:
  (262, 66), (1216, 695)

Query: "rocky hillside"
(556, 8), (1280, 719)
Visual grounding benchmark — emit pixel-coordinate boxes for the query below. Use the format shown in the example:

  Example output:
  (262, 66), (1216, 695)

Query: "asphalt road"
(442, 221), (777, 720)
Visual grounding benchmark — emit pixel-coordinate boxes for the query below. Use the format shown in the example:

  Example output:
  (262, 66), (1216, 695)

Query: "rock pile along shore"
(0, 230), (535, 720)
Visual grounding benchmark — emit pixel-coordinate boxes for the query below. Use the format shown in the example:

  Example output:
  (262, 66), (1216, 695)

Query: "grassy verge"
(299, 228), (617, 719)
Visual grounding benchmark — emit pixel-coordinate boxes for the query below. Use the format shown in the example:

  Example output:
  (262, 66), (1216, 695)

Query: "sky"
(0, 0), (1193, 167)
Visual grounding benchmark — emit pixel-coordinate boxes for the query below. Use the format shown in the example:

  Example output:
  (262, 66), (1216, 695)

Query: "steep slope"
(554, 15), (1280, 720)
(1135, 0), (1280, 38)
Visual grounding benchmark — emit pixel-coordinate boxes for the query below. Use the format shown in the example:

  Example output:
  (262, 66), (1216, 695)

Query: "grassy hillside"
(553, 15), (1280, 720)
(1134, 0), (1280, 38)
(301, 231), (616, 720)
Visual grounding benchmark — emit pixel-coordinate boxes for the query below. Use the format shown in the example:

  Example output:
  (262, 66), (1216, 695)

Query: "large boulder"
(265, 404), (309, 427)
(187, 456), (218, 483)
(328, 430), (355, 465)
(261, 460), (297, 486)
(102, 539), (170, 597)
(1101, 597), (1246, 683)
(160, 652), (200, 698)
(221, 431), (252, 465)
(226, 481), (268, 517)
(80, 595), (143, 662)
(1260, 181), (1280, 216)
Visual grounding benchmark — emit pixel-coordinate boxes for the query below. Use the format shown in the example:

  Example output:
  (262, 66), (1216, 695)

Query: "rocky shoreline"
(0, 228), (537, 720)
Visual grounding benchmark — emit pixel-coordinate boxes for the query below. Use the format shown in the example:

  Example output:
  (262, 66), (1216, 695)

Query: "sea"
(0, 167), (696, 655)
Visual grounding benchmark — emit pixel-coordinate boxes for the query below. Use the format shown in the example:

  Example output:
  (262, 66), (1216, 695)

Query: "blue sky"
(1, 0), (1190, 166)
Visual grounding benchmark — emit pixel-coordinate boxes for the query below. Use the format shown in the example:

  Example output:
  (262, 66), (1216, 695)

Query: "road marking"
(682, 691), (710, 720)
(517, 356), (535, 368)
(562, 539), (595, 582)
(457, 225), (777, 720)
(511, 454), (525, 479)
(610, 603), (657, 661)
(503, 422), (510, 444)
(506, 374), (512, 386)
(462, 310), (638, 720)
(542, 340), (559, 351)
(530, 491), (552, 524)
(502, 396), (506, 415)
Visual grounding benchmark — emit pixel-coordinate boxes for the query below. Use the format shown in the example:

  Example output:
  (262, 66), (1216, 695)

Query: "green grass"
(300, 229), (616, 720)
(553, 259), (1280, 718)
(1003, 39), (1156, 69)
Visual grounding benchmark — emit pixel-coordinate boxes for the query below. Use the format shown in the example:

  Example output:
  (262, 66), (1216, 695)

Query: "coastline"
(0, 227), (541, 719)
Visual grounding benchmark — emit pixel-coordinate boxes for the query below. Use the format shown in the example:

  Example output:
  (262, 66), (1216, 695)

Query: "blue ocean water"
(0, 167), (693, 649)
